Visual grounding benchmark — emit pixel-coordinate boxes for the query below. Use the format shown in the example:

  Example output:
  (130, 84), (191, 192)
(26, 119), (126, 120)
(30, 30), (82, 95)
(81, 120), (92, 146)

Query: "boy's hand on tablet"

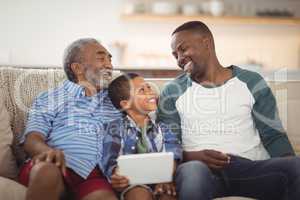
(154, 182), (176, 196)
(111, 167), (129, 192)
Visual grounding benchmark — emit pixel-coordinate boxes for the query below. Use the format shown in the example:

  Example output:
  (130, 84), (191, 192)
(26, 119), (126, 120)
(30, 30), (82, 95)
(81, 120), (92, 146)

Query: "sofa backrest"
(0, 66), (299, 162)
(0, 66), (66, 163)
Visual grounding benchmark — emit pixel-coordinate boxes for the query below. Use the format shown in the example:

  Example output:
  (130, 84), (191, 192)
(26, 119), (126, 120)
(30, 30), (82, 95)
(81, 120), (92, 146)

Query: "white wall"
(0, 0), (300, 70)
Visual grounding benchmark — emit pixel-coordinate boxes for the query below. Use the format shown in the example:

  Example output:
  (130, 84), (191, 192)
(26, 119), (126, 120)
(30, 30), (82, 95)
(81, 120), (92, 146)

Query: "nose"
(105, 58), (113, 70)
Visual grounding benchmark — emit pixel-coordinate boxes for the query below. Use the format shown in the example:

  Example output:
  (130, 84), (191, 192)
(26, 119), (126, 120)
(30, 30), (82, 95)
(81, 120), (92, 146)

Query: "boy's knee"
(124, 186), (153, 200)
(81, 190), (117, 200)
(159, 194), (177, 200)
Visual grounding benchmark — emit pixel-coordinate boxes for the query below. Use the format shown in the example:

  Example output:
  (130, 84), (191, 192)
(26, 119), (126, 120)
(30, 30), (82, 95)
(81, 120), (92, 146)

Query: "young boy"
(103, 73), (182, 200)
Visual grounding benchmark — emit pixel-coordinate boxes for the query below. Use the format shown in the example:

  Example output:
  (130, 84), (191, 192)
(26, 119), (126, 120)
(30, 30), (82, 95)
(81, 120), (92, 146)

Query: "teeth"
(183, 61), (193, 72)
(148, 98), (156, 103)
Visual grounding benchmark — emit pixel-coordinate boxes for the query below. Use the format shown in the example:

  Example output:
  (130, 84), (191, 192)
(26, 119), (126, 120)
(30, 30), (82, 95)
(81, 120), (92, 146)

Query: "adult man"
(19, 38), (122, 200)
(158, 21), (300, 200)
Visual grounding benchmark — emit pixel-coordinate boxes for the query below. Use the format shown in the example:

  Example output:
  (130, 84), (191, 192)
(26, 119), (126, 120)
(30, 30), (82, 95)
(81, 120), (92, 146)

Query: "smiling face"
(171, 30), (211, 79)
(73, 41), (113, 90)
(121, 76), (158, 115)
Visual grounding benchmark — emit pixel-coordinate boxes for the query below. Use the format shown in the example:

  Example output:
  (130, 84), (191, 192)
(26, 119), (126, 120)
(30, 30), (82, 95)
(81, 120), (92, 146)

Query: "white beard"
(85, 68), (112, 89)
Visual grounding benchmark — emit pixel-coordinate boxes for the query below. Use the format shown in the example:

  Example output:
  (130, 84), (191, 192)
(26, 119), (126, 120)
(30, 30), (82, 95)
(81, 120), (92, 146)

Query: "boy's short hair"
(108, 73), (140, 110)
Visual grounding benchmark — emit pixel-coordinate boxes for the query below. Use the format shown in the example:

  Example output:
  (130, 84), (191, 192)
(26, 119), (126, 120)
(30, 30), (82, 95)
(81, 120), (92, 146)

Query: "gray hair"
(63, 38), (99, 82)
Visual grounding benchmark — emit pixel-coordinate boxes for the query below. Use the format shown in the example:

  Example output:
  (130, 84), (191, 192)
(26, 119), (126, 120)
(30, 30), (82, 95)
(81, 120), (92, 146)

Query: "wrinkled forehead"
(130, 76), (145, 88)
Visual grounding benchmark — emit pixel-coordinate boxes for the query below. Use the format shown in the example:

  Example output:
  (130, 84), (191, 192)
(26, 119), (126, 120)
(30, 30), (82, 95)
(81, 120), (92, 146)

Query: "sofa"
(0, 66), (299, 200)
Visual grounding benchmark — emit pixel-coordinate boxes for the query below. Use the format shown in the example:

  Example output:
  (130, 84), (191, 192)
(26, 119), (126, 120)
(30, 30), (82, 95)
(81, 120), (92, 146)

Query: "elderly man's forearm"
(24, 132), (52, 157)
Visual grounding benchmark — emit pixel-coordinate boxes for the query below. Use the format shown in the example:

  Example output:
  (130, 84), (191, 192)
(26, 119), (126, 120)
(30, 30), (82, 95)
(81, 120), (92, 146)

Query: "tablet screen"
(117, 152), (174, 185)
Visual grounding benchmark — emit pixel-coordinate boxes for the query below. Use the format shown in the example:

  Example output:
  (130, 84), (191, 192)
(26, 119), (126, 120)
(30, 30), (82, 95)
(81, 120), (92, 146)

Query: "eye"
(97, 57), (105, 62)
(139, 88), (145, 93)
(172, 52), (178, 59)
(147, 85), (152, 91)
(180, 46), (187, 52)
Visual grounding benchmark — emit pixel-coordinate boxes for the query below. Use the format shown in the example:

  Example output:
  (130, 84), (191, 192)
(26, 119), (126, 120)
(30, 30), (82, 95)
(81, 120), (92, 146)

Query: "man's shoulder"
(161, 73), (191, 96)
(35, 81), (65, 101)
(233, 65), (264, 84)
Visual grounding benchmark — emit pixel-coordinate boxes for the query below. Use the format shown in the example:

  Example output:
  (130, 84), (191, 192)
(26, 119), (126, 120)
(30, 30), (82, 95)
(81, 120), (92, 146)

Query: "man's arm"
(157, 83), (182, 138)
(22, 93), (66, 173)
(23, 132), (66, 173)
(23, 132), (51, 158)
(250, 74), (295, 157)
(183, 150), (230, 169)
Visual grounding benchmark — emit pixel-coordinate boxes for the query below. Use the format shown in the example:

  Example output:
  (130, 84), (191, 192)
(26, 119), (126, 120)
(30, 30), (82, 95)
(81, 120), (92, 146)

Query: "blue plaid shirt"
(23, 80), (122, 178)
(102, 115), (182, 179)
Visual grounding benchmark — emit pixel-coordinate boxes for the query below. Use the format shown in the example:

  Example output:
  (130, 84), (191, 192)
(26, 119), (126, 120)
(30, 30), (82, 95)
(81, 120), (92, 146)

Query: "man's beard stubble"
(184, 61), (205, 83)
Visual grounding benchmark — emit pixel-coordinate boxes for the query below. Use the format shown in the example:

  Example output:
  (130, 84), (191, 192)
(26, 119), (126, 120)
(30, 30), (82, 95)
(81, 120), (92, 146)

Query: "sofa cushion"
(0, 89), (18, 179)
(0, 176), (26, 200)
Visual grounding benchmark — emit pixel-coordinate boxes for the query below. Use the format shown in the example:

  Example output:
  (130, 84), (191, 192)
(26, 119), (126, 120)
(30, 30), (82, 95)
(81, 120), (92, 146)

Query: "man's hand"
(32, 149), (66, 174)
(111, 168), (129, 192)
(183, 149), (230, 169)
(154, 182), (176, 196)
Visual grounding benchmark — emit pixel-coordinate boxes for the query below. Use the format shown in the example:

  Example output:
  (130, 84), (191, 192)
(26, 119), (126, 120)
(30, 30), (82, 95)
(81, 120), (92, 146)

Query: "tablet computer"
(117, 152), (174, 185)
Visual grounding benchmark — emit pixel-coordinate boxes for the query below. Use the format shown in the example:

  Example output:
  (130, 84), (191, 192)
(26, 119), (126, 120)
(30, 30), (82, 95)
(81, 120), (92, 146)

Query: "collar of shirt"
(125, 114), (156, 129)
(63, 80), (108, 99)
(124, 114), (159, 139)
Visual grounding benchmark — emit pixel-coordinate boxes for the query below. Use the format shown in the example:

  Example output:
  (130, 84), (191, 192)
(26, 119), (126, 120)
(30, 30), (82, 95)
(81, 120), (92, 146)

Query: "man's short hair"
(172, 21), (212, 37)
(108, 73), (140, 110)
(63, 38), (99, 82)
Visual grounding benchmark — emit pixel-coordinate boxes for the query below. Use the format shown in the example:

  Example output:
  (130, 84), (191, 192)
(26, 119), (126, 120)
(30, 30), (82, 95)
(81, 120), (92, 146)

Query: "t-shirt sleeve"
(250, 73), (295, 157)
(157, 85), (182, 140)
(22, 93), (55, 142)
(161, 123), (183, 161)
(102, 120), (122, 181)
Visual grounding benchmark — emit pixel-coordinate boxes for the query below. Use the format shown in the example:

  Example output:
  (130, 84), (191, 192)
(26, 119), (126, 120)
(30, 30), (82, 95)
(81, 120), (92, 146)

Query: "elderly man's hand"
(32, 149), (66, 174)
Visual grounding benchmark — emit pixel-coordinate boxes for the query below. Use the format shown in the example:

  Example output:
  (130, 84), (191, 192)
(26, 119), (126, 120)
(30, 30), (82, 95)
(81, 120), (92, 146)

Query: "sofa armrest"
(0, 176), (26, 200)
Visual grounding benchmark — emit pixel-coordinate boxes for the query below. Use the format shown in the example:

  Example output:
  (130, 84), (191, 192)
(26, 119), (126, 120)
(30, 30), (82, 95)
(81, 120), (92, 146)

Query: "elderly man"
(158, 21), (300, 200)
(19, 38), (122, 200)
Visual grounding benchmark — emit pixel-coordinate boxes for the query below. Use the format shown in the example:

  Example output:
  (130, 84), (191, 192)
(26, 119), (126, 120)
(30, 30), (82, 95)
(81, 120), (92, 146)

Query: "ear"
(203, 37), (210, 49)
(70, 63), (85, 80)
(120, 99), (131, 110)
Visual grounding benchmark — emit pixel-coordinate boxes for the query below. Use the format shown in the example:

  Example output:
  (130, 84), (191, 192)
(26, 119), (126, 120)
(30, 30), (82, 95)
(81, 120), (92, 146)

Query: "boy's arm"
(154, 161), (178, 196)
(102, 120), (122, 180)
(161, 124), (183, 162)
(102, 120), (130, 191)
(111, 167), (129, 192)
